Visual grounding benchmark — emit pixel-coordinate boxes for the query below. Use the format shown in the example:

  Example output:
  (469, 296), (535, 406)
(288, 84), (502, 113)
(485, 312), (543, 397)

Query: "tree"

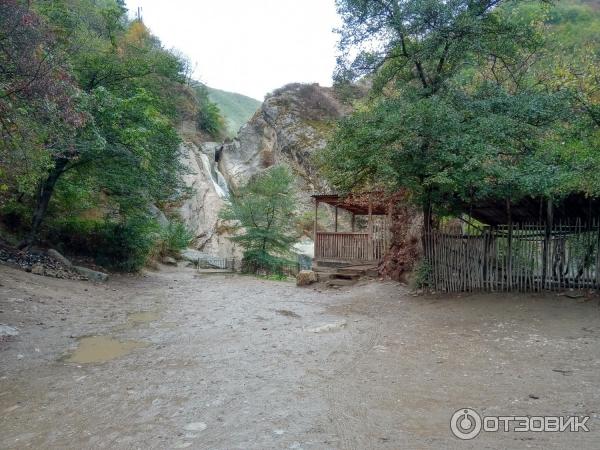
(0, 1), (96, 245)
(320, 0), (566, 228)
(220, 166), (298, 273)
(0, 1), (195, 247)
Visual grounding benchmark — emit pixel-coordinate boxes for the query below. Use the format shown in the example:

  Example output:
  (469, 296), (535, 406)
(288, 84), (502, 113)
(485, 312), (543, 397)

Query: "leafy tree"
(220, 166), (298, 273)
(0, 0), (225, 268)
(0, 1), (196, 250)
(321, 0), (570, 228)
(0, 1), (96, 244)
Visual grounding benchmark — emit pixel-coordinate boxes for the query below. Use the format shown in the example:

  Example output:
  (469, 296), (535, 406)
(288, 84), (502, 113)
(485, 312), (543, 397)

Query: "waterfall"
(198, 152), (229, 199)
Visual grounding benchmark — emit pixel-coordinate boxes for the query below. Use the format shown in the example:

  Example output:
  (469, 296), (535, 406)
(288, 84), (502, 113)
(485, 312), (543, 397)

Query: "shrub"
(153, 221), (193, 259)
(46, 215), (160, 272)
(413, 260), (432, 289)
(94, 217), (161, 272)
(43, 214), (192, 272)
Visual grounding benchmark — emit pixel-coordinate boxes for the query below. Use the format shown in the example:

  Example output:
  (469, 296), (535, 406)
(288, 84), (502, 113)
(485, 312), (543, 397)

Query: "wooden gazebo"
(312, 193), (392, 266)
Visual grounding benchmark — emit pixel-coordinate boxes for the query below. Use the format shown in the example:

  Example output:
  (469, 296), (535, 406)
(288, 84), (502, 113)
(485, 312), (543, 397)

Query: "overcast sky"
(124, 0), (341, 100)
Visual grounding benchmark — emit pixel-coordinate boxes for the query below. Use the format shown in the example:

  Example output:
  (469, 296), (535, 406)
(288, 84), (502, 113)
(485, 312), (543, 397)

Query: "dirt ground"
(1, 264), (600, 449)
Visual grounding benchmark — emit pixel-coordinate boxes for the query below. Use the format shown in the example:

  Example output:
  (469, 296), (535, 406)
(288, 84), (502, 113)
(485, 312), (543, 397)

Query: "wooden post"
(386, 201), (393, 253)
(506, 198), (513, 291)
(334, 205), (338, 232)
(542, 199), (553, 290)
(368, 195), (373, 260)
(351, 213), (355, 232)
(314, 199), (319, 262)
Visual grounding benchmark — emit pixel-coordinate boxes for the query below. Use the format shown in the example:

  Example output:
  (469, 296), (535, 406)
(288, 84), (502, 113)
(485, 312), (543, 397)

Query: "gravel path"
(1, 264), (600, 449)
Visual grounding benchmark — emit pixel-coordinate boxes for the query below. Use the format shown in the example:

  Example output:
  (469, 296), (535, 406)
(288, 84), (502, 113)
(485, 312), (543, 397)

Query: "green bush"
(413, 259), (432, 289)
(194, 84), (225, 138)
(154, 221), (193, 259)
(94, 217), (161, 272)
(46, 216), (161, 272)
(39, 212), (192, 272)
(0, 201), (32, 236)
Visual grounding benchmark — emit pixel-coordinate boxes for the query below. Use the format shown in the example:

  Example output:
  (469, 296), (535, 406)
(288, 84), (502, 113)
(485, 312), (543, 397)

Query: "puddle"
(66, 336), (148, 363)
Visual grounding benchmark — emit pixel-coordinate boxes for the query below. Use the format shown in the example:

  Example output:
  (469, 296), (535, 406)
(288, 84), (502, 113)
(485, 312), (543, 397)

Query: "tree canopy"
(319, 0), (600, 225)
(0, 0), (223, 265)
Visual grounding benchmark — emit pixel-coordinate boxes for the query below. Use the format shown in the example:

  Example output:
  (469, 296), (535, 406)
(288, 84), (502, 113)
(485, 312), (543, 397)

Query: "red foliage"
(0, 1), (89, 133)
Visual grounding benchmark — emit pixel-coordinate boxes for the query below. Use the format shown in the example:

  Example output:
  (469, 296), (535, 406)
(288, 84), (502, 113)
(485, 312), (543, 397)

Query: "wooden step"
(326, 278), (357, 287)
(312, 267), (338, 274)
(338, 268), (367, 276)
(329, 273), (360, 280)
(337, 265), (379, 277)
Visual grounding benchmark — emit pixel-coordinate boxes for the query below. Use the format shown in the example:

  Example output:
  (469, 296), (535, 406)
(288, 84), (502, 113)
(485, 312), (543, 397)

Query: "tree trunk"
(19, 157), (69, 248)
(421, 194), (432, 257)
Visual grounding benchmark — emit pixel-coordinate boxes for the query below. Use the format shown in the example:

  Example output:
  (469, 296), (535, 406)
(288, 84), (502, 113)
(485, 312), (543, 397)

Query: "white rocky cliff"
(180, 83), (358, 257)
(219, 83), (350, 205)
(179, 141), (235, 257)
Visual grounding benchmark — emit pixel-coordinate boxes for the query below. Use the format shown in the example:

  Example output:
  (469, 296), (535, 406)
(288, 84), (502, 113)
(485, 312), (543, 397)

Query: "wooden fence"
(315, 232), (387, 262)
(424, 220), (600, 292)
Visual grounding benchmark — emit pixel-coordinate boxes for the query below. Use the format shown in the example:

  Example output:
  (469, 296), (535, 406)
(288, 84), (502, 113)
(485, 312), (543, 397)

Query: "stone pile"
(0, 247), (87, 281)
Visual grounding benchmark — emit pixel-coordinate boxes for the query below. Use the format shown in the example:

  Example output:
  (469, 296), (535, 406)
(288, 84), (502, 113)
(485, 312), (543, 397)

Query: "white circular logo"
(450, 408), (482, 440)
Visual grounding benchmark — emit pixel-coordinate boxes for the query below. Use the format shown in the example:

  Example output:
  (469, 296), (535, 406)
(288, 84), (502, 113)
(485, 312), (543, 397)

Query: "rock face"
(179, 141), (237, 257)
(180, 83), (355, 258)
(219, 83), (350, 207)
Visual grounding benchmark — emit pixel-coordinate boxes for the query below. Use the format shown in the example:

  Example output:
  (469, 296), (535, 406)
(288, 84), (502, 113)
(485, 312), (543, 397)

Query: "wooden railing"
(315, 232), (386, 262)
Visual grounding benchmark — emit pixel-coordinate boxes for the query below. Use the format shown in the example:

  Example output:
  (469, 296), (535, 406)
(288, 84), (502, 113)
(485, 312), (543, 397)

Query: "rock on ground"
(72, 265), (108, 282)
(162, 256), (177, 266)
(296, 270), (317, 286)
(0, 246), (85, 280)
(46, 249), (72, 267)
(0, 324), (18, 337)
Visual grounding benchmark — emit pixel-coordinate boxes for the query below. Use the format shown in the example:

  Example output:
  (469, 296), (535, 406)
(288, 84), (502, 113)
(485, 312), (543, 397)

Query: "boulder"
(147, 203), (169, 228)
(181, 249), (204, 263)
(162, 256), (177, 266)
(73, 265), (108, 282)
(31, 263), (44, 275)
(296, 270), (317, 286)
(47, 249), (72, 267)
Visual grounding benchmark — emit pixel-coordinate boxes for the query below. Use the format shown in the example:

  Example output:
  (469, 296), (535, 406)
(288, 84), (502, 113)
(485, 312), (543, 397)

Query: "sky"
(124, 0), (342, 101)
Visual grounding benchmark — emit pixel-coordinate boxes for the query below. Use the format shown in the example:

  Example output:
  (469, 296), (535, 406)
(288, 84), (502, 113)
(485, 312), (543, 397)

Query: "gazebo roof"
(312, 192), (389, 215)
(464, 193), (600, 226)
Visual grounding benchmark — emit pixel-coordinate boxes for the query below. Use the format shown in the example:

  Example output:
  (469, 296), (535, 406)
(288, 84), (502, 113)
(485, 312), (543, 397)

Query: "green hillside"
(205, 86), (261, 137)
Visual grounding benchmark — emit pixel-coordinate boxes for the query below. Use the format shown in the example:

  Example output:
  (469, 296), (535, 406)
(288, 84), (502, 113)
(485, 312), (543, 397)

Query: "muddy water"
(65, 310), (158, 363)
(66, 336), (147, 364)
